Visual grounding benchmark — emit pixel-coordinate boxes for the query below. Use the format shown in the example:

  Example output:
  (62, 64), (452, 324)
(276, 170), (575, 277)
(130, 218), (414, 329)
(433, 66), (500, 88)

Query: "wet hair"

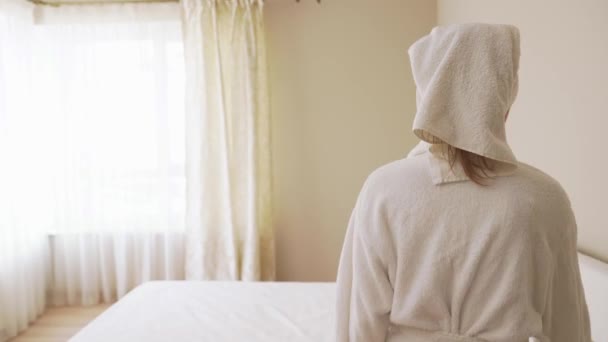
(447, 145), (496, 185)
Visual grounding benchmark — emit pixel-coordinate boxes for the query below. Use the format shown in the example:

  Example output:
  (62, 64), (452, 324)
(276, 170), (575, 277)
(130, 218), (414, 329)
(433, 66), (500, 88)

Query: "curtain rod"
(29, 0), (176, 6)
(29, 0), (320, 6)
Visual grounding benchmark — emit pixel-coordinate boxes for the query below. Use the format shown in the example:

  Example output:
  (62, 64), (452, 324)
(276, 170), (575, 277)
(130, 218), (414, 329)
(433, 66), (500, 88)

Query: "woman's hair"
(447, 145), (496, 185)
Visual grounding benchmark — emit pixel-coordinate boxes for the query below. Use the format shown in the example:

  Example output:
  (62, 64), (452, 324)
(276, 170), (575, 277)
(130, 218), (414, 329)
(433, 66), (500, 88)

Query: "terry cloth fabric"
(410, 23), (520, 172)
(335, 23), (591, 342)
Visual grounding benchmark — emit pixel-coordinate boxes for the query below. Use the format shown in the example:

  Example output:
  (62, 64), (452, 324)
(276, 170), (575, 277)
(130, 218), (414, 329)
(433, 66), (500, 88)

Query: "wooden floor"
(9, 305), (110, 342)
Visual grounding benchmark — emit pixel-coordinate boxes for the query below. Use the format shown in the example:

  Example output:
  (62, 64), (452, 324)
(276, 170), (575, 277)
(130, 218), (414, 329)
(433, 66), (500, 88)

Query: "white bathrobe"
(336, 24), (591, 342)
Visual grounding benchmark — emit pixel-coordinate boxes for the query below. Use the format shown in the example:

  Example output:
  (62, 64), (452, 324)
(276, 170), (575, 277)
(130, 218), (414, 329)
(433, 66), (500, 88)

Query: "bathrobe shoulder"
(336, 154), (591, 342)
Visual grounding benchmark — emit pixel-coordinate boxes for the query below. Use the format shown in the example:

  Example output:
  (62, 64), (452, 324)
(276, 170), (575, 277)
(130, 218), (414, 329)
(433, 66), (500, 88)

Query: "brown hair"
(447, 146), (496, 185)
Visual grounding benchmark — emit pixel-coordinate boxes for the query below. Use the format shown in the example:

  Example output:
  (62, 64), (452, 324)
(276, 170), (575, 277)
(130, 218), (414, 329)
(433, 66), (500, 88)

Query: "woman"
(336, 23), (591, 342)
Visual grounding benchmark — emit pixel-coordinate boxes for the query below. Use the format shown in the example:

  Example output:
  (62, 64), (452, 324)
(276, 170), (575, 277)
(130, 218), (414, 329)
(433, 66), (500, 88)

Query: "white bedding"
(579, 253), (608, 342)
(70, 281), (335, 342)
(72, 253), (607, 342)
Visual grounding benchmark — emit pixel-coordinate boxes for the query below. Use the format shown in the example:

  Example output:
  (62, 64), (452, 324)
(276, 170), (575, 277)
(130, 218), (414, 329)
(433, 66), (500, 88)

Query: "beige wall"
(438, 0), (608, 262)
(265, 0), (436, 281)
(265, 0), (608, 281)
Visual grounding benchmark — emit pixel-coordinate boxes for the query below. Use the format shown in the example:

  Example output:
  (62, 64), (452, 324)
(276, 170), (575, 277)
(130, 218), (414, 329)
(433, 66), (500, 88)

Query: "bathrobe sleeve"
(335, 181), (394, 342)
(543, 214), (592, 342)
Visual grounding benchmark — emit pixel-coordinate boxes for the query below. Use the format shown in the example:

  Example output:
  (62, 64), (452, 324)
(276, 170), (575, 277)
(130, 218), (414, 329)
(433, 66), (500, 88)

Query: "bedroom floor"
(9, 305), (110, 342)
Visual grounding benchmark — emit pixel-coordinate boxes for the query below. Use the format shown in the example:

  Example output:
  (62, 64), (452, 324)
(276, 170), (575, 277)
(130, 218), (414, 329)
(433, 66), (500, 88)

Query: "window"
(5, 18), (186, 233)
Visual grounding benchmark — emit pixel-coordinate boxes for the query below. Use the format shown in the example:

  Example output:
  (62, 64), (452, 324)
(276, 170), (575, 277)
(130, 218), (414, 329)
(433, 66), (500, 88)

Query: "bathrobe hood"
(408, 23), (520, 167)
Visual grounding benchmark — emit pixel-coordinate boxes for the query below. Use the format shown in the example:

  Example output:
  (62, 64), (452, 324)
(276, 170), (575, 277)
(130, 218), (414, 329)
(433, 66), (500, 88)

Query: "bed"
(71, 253), (608, 342)
(70, 281), (335, 342)
(579, 253), (608, 342)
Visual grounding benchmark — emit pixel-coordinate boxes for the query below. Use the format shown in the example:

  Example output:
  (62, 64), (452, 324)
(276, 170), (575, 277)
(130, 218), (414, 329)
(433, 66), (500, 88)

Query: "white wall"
(438, 0), (608, 262)
(265, 0), (436, 281)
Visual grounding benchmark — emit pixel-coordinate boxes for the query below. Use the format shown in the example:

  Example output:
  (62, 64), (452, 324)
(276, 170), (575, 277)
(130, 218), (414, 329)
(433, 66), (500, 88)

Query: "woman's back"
(335, 145), (589, 341)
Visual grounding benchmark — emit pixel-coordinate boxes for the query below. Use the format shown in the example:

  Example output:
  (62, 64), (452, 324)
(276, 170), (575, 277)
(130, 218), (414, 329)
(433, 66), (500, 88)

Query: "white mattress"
(70, 281), (336, 342)
(72, 253), (607, 342)
(579, 253), (608, 342)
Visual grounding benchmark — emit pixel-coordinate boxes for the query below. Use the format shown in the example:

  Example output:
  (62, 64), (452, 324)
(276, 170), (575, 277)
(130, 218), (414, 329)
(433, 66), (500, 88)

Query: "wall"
(265, 0), (436, 281)
(438, 0), (608, 262)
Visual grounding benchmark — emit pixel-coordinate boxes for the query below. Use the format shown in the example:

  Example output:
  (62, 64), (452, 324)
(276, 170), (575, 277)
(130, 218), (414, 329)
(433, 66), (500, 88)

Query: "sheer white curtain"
(181, 0), (274, 280)
(0, 2), (49, 341)
(1, 5), (187, 335)
(32, 4), (187, 306)
(1, 0), (274, 338)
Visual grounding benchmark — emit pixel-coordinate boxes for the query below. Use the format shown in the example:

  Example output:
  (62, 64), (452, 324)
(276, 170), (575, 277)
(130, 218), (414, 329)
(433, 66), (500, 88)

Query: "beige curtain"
(181, 0), (274, 280)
